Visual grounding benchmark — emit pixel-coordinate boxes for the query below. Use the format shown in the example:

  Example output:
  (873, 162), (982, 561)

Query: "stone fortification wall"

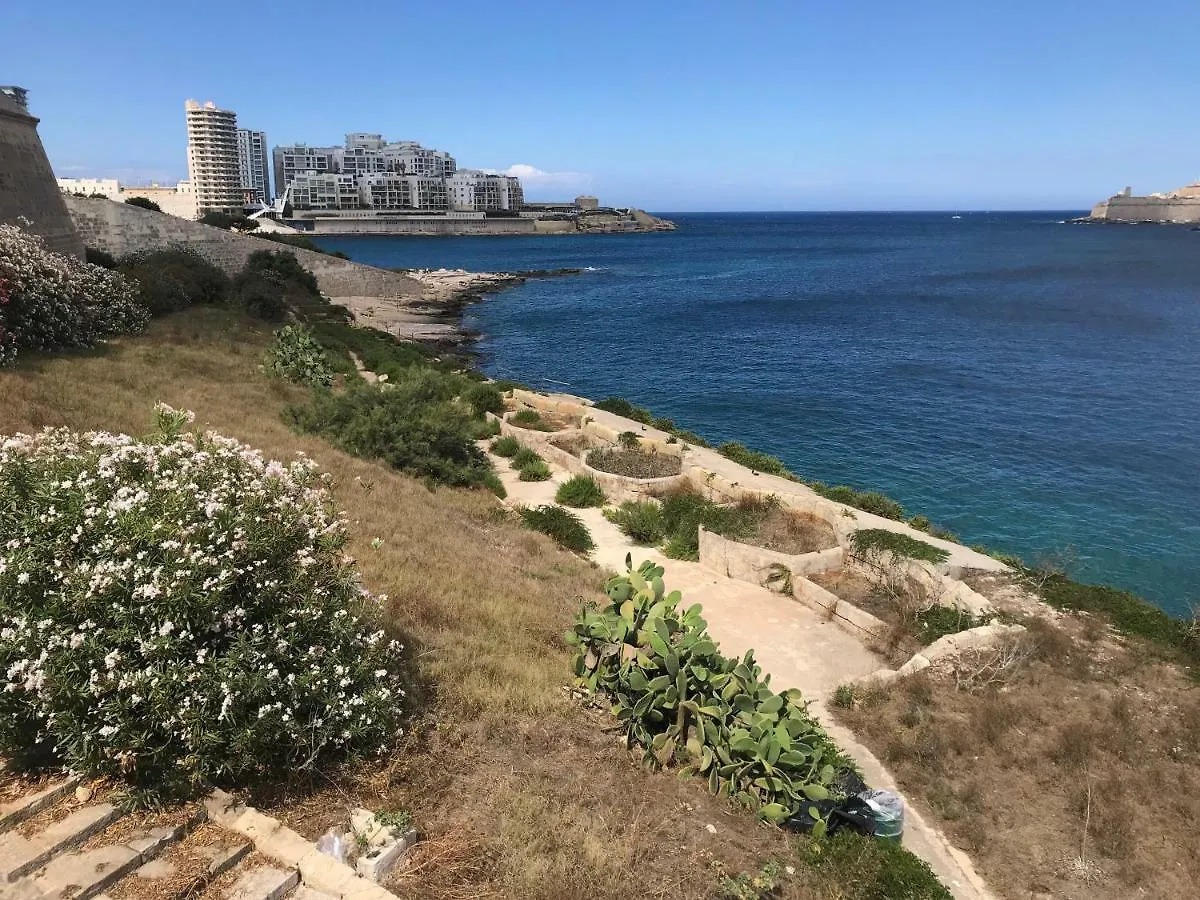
(1090, 196), (1200, 224)
(0, 94), (85, 259)
(64, 196), (423, 299)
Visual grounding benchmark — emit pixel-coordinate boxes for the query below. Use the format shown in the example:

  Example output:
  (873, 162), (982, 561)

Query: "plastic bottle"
(860, 789), (905, 841)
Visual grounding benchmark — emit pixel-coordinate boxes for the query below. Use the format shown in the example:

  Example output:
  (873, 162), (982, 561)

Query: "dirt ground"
(834, 572), (1200, 900)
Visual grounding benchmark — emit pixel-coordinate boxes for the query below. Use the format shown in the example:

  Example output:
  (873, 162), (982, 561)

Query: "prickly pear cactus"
(566, 555), (852, 826)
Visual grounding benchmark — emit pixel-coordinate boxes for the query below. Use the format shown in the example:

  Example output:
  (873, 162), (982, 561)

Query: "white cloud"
(489, 164), (591, 195)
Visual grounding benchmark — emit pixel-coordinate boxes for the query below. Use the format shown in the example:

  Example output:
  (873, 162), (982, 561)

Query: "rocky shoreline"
(333, 267), (581, 345)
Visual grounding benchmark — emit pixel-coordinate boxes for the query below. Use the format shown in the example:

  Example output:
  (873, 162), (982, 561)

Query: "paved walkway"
(491, 445), (997, 900)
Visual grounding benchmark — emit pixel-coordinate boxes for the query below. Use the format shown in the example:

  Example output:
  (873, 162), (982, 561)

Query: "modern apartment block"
(236, 128), (271, 205)
(185, 100), (243, 214)
(272, 133), (495, 213)
(447, 170), (524, 212)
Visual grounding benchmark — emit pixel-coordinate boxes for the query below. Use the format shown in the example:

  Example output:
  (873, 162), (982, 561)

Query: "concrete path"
(490, 444), (997, 900)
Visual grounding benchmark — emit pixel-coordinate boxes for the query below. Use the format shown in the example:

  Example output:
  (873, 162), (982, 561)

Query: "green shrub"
(555, 475), (606, 508)
(849, 529), (949, 565)
(657, 491), (757, 560)
(916, 606), (979, 645)
(800, 830), (951, 899)
(510, 408), (554, 431)
(230, 270), (288, 322)
(470, 418), (502, 440)
(605, 501), (666, 544)
(85, 247), (117, 269)
(482, 472), (506, 499)
(512, 446), (542, 468)
(284, 376), (494, 488)
(124, 196), (161, 212)
(651, 416), (676, 433)
(518, 460), (552, 482)
(594, 396), (653, 424)
(0, 407), (405, 799)
(618, 431), (641, 450)
(263, 325), (334, 388)
(233, 250), (327, 322)
(673, 429), (710, 448)
(717, 441), (794, 479)
(308, 321), (447, 380)
(568, 559), (851, 825)
(463, 383), (505, 417)
(519, 505), (595, 553)
(117, 247), (230, 316)
(491, 435), (521, 457)
(812, 483), (905, 522)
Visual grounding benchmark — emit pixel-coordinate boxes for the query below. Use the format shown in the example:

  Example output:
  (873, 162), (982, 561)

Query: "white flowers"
(0, 414), (406, 791)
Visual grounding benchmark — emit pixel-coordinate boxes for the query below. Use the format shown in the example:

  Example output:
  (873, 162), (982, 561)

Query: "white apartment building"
(273, 135), (457, 198)
(236, 129), (271, 205)
(185, 100), (243, 214)
(57, 177), (120, 198)
(447, 170), (524, 212)
(288, 173), (362, 211)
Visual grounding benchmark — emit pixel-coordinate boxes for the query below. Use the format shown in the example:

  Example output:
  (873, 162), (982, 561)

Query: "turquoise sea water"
(316, 213), (1200, 615)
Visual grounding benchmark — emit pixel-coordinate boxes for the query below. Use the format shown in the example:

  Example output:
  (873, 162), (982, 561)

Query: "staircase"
(0, 778), (397, 900)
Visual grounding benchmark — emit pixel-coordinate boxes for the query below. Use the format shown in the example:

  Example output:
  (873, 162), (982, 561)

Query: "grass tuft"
(554, 475), (607, 508)
(519, 505), (595, 553)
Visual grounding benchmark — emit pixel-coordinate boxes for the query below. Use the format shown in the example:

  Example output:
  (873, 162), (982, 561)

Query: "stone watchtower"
(0, 87), (85, 259)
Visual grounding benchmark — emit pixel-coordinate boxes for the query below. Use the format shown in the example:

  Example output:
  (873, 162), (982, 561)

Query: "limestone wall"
(64, 196), (423, 299)
(0, 95), (85, 259)
(1090, 196), (1200, 224)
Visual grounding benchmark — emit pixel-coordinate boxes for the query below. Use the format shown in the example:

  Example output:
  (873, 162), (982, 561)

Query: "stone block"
(1, 803), (123, 882)
(296, 849), (358, 897)
(219, 865), (298, 900)
(32, 843), (141, 900)
(897, 654), (931, 677)
(0, 776), (82, 833)
(354, 828), (418, 882)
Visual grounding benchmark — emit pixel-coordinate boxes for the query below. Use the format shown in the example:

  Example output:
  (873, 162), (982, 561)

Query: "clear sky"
(5, 0), (1198, 211)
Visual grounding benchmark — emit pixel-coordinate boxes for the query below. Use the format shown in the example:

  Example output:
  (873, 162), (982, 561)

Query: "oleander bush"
(263, 325), (334, 387)
(519, 505), (595, 553)
(0, 406), (405, 799)
(0, 224), (149, 365)
(568, 559), (850, 826)
(555, 475), (606, 508)
(490, 435), (522, 457)
(284, 376), (494, 488)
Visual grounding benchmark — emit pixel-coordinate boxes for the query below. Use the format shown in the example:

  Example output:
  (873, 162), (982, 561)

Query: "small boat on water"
(951, 215), (962, 219)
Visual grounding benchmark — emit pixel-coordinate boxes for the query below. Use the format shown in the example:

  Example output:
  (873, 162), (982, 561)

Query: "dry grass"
(0, 307), (854, 900)
(835, 579), (1200, 900)
(744, 506), (838, 555)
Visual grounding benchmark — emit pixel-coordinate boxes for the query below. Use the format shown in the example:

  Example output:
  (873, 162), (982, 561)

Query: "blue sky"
(5, 1), (1198, 211)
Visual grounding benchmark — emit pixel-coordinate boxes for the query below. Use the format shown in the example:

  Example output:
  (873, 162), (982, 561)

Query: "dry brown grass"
(744, 506), (838, 556)
(0, 308), (846, 900)
(835, 588), (1200, 900)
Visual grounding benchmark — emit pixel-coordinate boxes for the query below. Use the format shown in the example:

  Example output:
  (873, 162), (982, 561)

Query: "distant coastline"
(1081, 181), (1200, 225)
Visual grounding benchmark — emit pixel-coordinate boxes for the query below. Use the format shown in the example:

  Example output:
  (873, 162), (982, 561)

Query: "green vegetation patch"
(307, 320), (449, 381)
(799, 830), (952, 900)
(850, 528), (950, 565)
(519, 505), (595, 553)
(555, 475), (607, 508)
(284, 375), (494, 489)
(512, 446), (542, 469)
(263, 325), (334, 388)
(717, 441), (796, 479)
(490, 435), (522, 457)
(605, 501), (667, 545)
(915, 605), (980, 645)
(510, 408), (555, 431)
(594, 396), (653, 424)
(518, 460), (552, 482)
(812, 483), (905, 520)
(568, 559), (852, 826)
(1039, 574), (1199, 663)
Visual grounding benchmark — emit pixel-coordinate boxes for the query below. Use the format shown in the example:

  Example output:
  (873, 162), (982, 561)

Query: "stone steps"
(0, 779), (402, 900)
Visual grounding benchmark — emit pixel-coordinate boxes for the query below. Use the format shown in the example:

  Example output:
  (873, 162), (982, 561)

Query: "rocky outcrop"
(0, 93), (85, 259)
(1085, 183), (1200, 224)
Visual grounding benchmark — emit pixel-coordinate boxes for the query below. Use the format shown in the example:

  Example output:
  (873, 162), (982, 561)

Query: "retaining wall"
(64, 196), (424, 299)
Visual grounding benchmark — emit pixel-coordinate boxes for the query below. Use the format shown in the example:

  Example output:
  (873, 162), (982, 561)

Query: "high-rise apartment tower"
(185, 99), (243, 214)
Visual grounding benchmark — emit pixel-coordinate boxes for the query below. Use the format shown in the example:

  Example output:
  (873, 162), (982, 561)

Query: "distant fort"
(1086, 180), (1200, 224)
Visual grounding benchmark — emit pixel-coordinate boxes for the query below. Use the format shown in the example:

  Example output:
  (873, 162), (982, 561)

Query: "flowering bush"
(0, 405), (405, 798)
(264, 325), (334, 387)
(0, 224), (149, 365)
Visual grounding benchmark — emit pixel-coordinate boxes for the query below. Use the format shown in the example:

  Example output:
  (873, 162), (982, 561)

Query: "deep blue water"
(317, 213), (1200, 615)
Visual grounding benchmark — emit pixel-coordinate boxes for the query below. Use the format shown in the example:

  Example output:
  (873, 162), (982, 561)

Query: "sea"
(315, 212), (1200, 616)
